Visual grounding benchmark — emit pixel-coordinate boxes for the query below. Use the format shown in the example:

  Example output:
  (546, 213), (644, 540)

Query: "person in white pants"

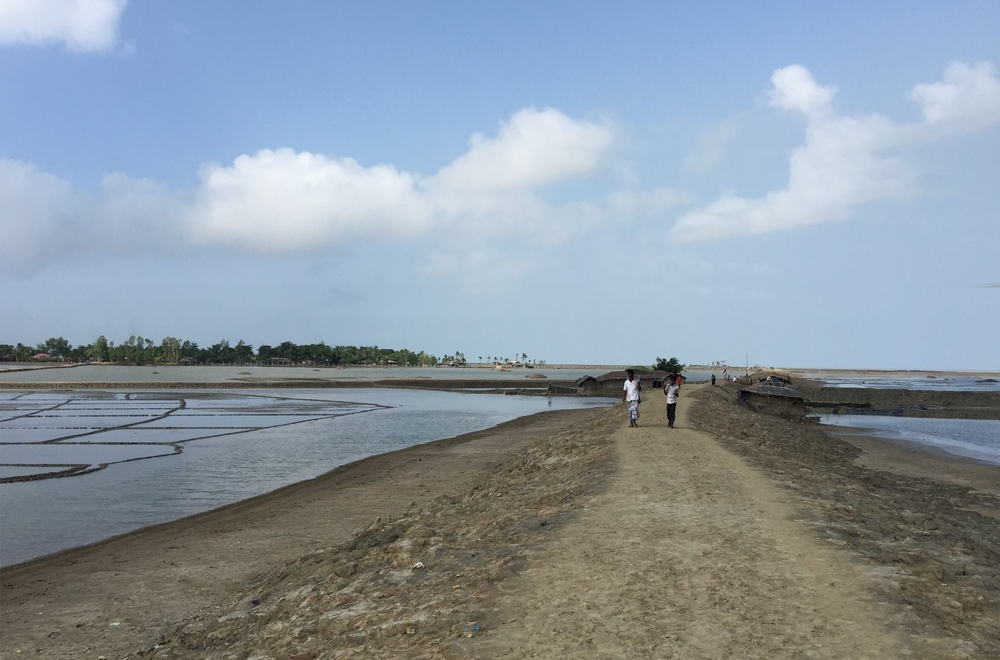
(622, 369), (642, 427)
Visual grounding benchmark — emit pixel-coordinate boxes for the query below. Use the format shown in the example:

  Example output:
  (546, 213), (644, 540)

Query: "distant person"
(664, 374), (680, 428)
(711, 374), (716, 386)
(622, 369), (642, 427)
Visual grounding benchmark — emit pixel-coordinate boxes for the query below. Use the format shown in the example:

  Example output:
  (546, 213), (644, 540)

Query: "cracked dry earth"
(131, 385), (995, 659)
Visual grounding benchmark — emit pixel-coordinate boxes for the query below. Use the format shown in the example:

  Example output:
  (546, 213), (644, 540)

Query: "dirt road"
(8, 384), (992, 658)
(481, 388), (915, 658)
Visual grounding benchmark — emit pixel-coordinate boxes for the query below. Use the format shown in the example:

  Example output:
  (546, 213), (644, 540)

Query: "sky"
(1, 0), (998, 370)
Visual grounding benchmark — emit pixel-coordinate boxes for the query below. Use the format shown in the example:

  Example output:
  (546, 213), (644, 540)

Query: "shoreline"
(832, 429), (1000, 496)
(0, 378), (582, 391)
(1, 406), (608, 658)
(691, 384), (1000, 658)
(2, 408), (595, 572)
(4, 384), (1000, 657)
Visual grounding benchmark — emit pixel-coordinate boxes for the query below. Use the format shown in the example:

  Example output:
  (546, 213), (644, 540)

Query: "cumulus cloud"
(430, 108), (616, 192)
(0, 0), (127, 52)
(1, 108), (687, 281)
(768, 65), (836, 117)
(671, 62), (1000, 242)
(909, 61), (1000, 132)
(188, 149), (431, 252)
(186, 108), (624, 252)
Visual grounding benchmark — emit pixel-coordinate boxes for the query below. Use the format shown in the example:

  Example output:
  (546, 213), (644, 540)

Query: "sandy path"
(482, 387), (914, 658)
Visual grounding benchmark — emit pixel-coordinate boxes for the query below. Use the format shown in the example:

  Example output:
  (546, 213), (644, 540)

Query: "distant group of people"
(621, 369), (679, 429)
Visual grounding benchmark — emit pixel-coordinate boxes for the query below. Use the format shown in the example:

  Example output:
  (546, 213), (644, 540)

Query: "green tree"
(14, 343), (32, 362)
(180, 340), (200, 362)
(233, 340), (254, 363)
(257, 344), (275, 362)
(159, 337), (181, 364)
(90, 335), (109, 362)
(655, 356), (685, 374)
(38, 337), (72, 360)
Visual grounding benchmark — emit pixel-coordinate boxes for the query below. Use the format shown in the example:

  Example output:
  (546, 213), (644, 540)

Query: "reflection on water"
(820, 414), (1000, 466)
(0, 388), (609, 567)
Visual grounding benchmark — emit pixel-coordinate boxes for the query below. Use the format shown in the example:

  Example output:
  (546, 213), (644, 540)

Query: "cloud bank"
(2, 108), (685, 276)
(2, 63), (998, 278)
(187, 108), (627, 253)
(672, 62), (1000, 242)
(0, 0), (127, 52)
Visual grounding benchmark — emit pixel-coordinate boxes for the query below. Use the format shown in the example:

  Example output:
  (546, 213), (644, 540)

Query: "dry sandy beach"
(2, 384), (999, 659)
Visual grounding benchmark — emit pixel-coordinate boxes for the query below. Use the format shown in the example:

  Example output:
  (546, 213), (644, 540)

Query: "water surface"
(815, 374), (1000, 392)
(0, 388), (609, 566)
(819, 414), (1000, 466)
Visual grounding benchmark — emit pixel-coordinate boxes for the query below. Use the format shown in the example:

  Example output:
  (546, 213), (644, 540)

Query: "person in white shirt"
(622, 369), (642, 427)
(664, 374), (680, 428)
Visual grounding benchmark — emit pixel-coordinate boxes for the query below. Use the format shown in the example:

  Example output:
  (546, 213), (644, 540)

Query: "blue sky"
(1, 1), (998, 369)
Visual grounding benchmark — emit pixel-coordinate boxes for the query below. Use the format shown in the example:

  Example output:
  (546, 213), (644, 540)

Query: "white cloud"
(672, 61), (1000, 242)
(1, 107), (683, 284)
(768, 65), (836, 117)
(429, 108), (616, 192)
(188, 149), (431, 252)
(0, 0), (127, 52)
(909, 61), (1000, 132)
(187, 109), (626, 253)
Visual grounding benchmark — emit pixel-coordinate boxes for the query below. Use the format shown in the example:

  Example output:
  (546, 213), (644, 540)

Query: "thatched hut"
(594, 370), (673, 394)
(575, 375), (602, 395)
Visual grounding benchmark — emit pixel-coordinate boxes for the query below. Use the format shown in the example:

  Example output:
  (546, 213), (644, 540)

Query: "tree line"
(0, 336), (440, 367)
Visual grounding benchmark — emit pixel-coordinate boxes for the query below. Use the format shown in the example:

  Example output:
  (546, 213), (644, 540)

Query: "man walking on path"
(622, 369), (641, 427)
(664, 373), (680, 428)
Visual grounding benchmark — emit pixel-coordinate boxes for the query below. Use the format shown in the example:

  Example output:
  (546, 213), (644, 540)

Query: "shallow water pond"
(0, 388), (609, 566)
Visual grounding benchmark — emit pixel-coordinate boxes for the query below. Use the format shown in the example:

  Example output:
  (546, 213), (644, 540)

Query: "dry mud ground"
(1, 408), (602, 659)
(3, 385), (1000, 659)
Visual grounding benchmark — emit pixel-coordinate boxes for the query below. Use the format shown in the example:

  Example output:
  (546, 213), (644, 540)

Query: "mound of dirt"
(133, 408), (619, 659)
(690, 384), (1000, 659)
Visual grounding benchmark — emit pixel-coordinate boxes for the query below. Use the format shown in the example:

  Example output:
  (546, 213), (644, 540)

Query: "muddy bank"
(7, 382), (1000, 658)
(0, 407), (610, 659)
(691, 384), (1000, 658)
(123, 410), (618, 659)
(806, 387), (1000, 420)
